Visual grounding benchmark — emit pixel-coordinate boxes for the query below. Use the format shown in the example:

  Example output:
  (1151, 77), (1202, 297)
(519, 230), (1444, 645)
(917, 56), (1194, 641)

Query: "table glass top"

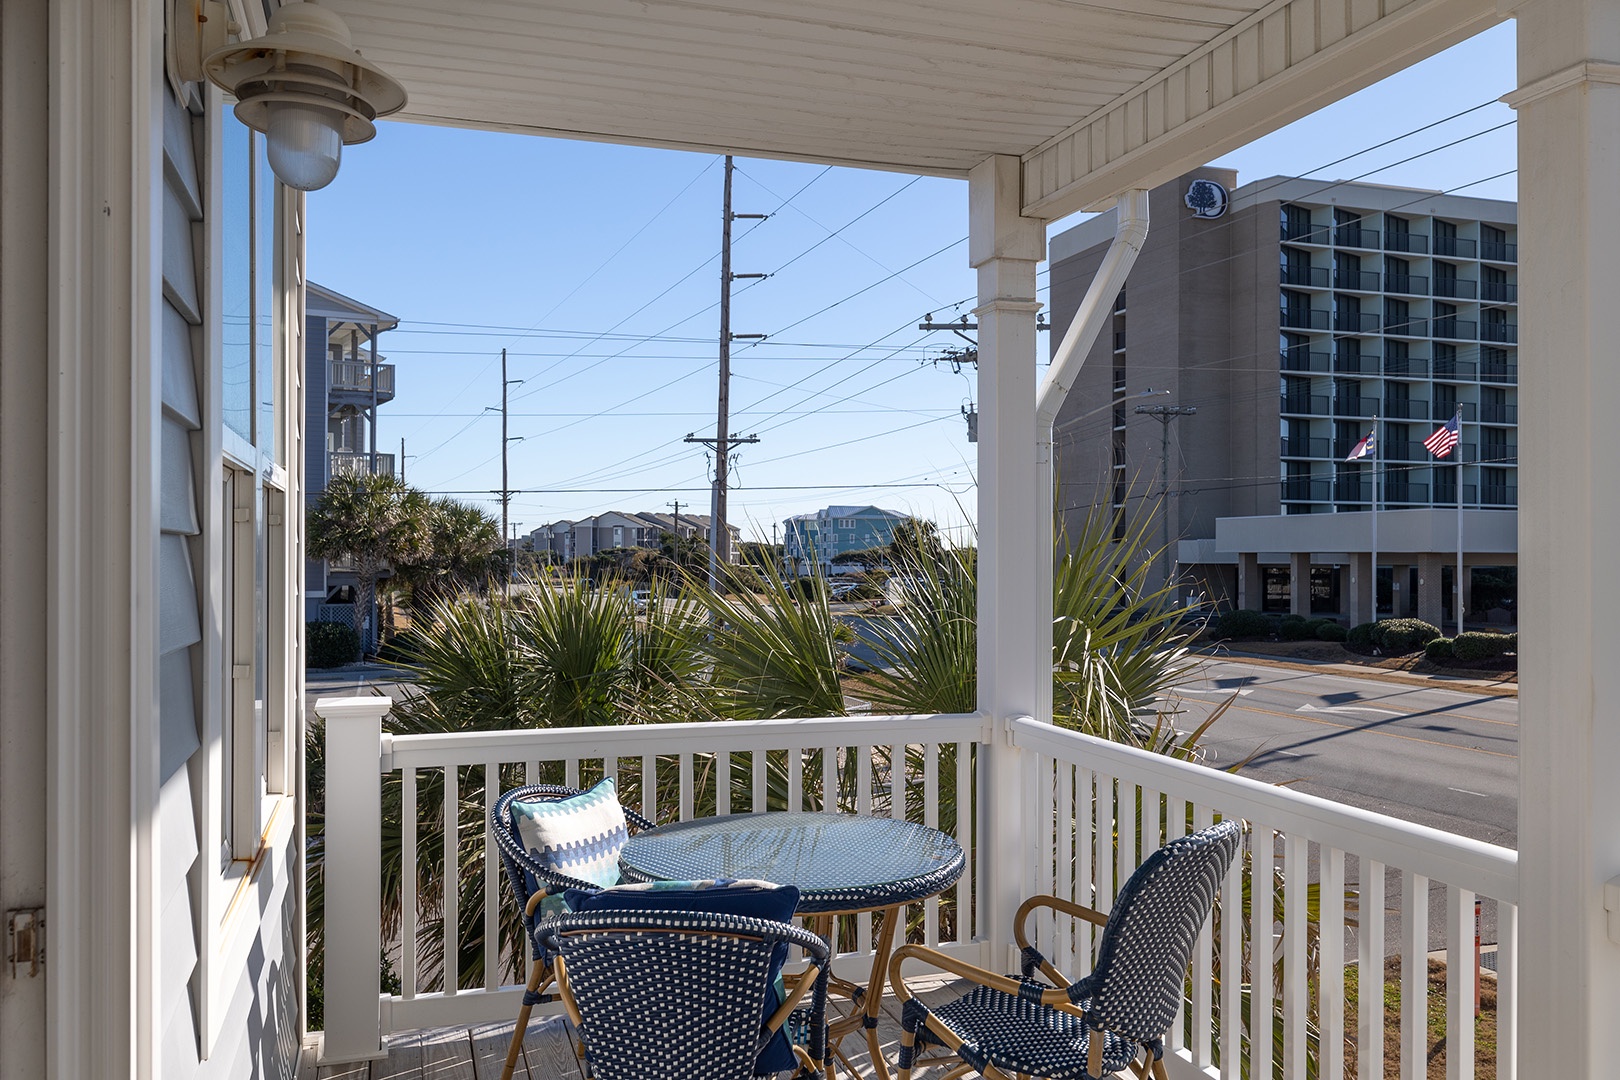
(619, 812), (964, 912)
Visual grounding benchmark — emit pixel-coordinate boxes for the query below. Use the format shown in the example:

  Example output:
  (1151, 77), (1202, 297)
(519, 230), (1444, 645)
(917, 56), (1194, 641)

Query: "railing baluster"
(890, 743), (904, 820)
(1361, 860), (1386, 1080)
(716, 751), (731, 816)
(1401, 871), (1430, 1080)
(642, 754), (656, 822)
(1251, 824), (1275, 1080)
(1055, 760), (1074, 978)
(565, 757), (578, 790)
(1446, 885), (1476, 1080)
(752, 750), (766, 813)
(1142, 784), (1161, 867)
(1193, 805), (1216, 1068)
(1321, 847), (1346, 1080)
(1219, 821), (1242, 1078)
(1497, 902), (1516, 1080)
(1164, 795), (1189, 1056)
(444, 765), (459, 996)
(1282, 831), (1308, 1079)
(1096, 775), (1115, 917)
(484, 759), (499, 991)
(856, 745), (872, 816)
(924, 744), (939, 946)
(822, 744), (837, 814)
(955, 741), (972, 945)
(402, 766), (417, 999)
(679, 753), (694, 821)
(788, 746), (803, 812)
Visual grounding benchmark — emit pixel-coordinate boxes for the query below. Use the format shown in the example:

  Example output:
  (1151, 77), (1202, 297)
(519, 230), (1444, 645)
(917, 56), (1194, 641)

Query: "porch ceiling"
(323, 0), (1500, 220)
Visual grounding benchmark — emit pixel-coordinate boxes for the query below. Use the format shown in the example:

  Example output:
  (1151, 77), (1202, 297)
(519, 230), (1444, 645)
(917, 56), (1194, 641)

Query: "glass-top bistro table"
(620, 812), (965, 1079)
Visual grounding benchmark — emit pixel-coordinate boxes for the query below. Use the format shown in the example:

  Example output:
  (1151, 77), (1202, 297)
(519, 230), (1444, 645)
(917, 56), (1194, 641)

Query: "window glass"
(222, 115), (253, 439)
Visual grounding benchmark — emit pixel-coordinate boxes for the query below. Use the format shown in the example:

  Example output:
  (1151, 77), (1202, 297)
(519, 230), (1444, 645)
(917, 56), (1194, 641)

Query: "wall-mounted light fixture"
(190, 1), (406, 191)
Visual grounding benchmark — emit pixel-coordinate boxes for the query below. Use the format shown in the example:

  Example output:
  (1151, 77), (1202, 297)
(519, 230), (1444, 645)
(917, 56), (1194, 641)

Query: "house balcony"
(329, 359), (397, 404)
(329, 450), (397, 479)
(315, 701), (1520, 1079)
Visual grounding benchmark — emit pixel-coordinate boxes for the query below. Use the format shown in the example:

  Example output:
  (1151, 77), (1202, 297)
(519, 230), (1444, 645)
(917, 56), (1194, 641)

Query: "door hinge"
(7, 908), (43, 978)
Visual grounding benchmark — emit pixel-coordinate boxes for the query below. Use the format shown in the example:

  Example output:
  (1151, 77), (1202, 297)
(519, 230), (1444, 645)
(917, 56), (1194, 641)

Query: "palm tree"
(391, 497), (506, 607)
(307, 473), (429, 657)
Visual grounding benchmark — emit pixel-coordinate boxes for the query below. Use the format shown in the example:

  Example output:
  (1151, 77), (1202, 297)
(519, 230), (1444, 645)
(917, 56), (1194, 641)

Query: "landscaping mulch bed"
(1344, 957), (1498, 1080)
(1215, 639), (1516, 684)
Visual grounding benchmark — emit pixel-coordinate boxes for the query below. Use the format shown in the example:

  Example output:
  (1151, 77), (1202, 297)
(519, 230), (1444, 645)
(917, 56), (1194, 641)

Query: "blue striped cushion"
(510, 778), (628, 892)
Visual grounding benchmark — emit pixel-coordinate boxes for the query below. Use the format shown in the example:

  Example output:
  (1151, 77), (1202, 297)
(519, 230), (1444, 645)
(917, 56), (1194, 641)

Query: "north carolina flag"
(1424, 412), (1461, 458)
(1345, 429), (1376, 462)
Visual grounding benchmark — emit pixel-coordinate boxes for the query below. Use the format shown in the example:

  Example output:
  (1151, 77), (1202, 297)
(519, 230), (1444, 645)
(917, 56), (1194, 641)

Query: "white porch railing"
(328, 451), (396, 479)
(329, 359), (396, 396)
(317, 700), (1518, 1079)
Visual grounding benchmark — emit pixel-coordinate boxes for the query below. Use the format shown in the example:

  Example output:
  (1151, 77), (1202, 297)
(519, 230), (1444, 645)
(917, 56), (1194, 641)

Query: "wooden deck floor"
(302, 975), (969, 1080)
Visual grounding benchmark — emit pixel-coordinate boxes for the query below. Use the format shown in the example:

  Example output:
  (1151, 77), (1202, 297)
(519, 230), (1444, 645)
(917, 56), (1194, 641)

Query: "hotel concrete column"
(1237, 552), (1261, 610)
(1288, 552), (1312, 617)
(1506, 0), (1620, 1069)
(1347, 552), (1373, 626)
(1416, 554), (1446, 630)
(970, 154), (1044, 967)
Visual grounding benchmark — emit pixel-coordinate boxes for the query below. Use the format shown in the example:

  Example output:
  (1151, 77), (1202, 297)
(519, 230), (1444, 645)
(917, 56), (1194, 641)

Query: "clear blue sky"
(307, 22), (1516, 547)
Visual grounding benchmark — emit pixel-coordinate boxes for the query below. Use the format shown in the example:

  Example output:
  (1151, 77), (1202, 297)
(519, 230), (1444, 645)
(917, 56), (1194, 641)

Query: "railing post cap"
(315, 695), (394, 720)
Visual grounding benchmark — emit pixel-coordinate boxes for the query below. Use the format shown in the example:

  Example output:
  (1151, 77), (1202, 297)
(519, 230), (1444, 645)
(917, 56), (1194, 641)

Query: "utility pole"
(399, 437), (410, 485)
(496, 349), (524, 596)
(686, 155), (767, 590)
(1134, 403), (1198, 593)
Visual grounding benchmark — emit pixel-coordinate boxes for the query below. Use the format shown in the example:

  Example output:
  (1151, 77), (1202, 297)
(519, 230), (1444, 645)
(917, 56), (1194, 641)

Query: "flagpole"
(1371, 415), (1379, 620)
(1456, 407), (1465, 637)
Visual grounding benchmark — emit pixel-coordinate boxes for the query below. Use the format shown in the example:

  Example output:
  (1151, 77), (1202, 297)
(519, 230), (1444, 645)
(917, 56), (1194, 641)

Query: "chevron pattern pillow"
(509, 777), (629, 891)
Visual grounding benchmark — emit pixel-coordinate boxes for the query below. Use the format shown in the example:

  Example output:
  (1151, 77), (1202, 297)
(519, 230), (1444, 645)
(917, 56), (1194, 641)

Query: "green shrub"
(1373, 618), (1442, 653)
(1280, 618), (1317, 641)
(1316, 621), (1349, 642)
(1279, 613), (1306, 626)
(1213, 608), (1271, 640)
(1452, 631), (1513, 662)
(1347, 622), (1378, 647)
(376, 629), (423, 665)
(1506, 632), (1517, 654)
(306, 620), (359, 668)
(1425, 637), (1455, 663)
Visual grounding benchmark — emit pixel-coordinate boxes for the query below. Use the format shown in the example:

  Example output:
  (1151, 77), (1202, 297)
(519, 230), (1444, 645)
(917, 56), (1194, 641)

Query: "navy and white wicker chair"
(889, 819), (1242, 1080)
(541, 908), (831, 1080)
(491, 781), (655, 1080)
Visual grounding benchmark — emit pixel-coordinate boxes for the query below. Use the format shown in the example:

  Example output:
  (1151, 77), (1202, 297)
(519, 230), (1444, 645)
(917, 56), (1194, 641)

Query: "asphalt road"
(1170, 656), (1519, 849)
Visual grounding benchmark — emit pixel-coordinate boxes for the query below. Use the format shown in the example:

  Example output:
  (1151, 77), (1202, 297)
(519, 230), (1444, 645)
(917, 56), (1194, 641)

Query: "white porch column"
(1507, 2), (1620, 1072)
(971, 156), (1045, 965)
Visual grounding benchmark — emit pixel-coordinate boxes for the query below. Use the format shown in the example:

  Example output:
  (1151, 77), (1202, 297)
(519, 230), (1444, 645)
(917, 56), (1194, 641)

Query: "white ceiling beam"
(1021, 0), (1503, 221)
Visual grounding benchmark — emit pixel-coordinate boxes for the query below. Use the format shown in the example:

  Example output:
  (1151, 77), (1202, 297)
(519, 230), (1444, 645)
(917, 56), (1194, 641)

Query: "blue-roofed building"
(782, 505), (913, 576)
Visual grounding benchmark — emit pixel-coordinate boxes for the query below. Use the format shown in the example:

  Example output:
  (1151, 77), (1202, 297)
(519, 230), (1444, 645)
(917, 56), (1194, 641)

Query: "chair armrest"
(887, 944), (1088, 1020)
(523, 886), (553, 920)
(1013, 894), (1107, 987)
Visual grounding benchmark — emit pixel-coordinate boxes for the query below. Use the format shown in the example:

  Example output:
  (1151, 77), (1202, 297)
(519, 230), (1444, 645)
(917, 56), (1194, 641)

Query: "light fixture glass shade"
(264, 101), (344, 191)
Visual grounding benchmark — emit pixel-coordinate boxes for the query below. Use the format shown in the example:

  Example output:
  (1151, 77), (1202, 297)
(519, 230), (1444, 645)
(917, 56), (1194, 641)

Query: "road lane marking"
(1298, 703), (1405, 717)
(1179, 686), (1254, 696)
(1448, 787), (1491, 798)
(1219, 703), (1517, 759)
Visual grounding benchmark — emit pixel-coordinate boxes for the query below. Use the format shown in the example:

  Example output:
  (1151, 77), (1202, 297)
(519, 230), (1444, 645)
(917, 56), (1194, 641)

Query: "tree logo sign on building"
(1184, 179), (1229, 219)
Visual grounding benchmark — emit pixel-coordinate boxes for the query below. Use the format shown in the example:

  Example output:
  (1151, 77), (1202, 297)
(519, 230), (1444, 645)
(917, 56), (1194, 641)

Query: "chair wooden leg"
(897, 1022), (917, 1080)
(501, 956), (550, 1080)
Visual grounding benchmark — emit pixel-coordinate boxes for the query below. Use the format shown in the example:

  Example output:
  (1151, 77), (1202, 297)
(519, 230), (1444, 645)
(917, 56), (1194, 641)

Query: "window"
(219, 111), (289, 861)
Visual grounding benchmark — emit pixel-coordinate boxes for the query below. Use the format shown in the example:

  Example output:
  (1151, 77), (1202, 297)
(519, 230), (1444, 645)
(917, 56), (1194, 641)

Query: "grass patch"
(1343, 957), (1497, 1079)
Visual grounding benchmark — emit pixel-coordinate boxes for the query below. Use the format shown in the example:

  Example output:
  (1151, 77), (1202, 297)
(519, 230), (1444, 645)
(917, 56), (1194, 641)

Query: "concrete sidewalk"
(1198, 645), (1519, 697)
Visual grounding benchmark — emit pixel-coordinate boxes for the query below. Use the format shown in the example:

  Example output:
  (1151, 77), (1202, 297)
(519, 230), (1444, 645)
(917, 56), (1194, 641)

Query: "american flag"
(1423, 412), (1461, 458)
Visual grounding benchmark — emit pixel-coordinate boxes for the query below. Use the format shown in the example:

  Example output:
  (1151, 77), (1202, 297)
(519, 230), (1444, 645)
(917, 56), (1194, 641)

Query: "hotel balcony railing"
(1383, 481), (1430, 505)
(1382, 355), (1427, 376)
(1431, 317), (1479, 341)
(1384, 440), (1426, 462)
(1482, 321), (1519, 344)
(1280, 265), (1329, 288)
(1481, 402), (1517, 424)
(1281, 348), (1330, 373)
(1383, 398), (1431, 420)
(1333, 352), (1379, 375)
(1334, 225), (1381, 249)
(329, 450), (397, 479)
(1384, 231), (1428, 253)
(1335, 479), (1372, 503)
(1430, 358), (1478, 380)
(1433, 400), (1477, 421)
(1481, 363), (1518, 385)
(1281, 394), (1331, 416)
(1333, 269), (1381, 291)
(1334, 311), (1380, 334)
(1435, 235), (1478, 258)
(1432, 277), (1478, 300)
(1482, 280), (1517, 303)
(1113, 330), (1127, 350)
(1280, 307), (1331, 332)
(1280, 222), (1330, 244)
(1334, 396), (1379, 417)
(1480, 240), (1518, 262)
(1480, 445), (1519, 465)
(1482, 483), (1518, 505)
(1384, 273), (1428, 296)
(1281, 477), (1333, 501)
(329, 359), (396, 398)
(317, 701), (1518, 1078)
(1279, 436), (1330, 458)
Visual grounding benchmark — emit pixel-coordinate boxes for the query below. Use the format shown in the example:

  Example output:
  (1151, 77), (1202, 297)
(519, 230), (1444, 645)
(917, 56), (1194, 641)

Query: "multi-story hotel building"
(1049, 169), (1518, 627)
